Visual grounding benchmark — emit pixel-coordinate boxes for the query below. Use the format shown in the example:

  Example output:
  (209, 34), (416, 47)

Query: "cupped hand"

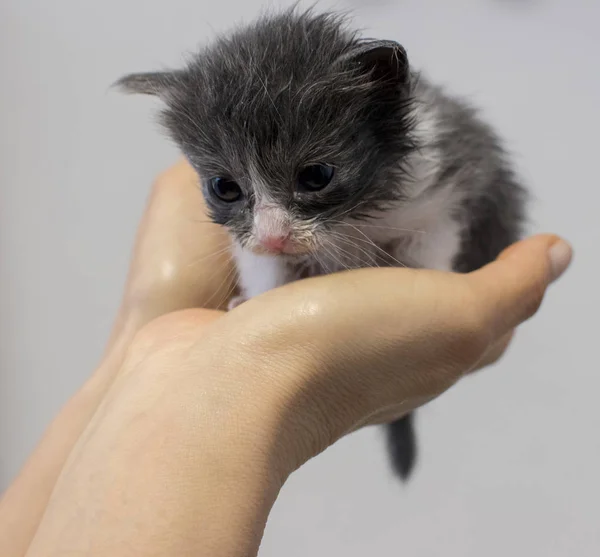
(114, 159), (572, 477)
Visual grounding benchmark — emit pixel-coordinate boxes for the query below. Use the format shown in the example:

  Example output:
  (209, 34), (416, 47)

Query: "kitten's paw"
(227, 295), (248, 311)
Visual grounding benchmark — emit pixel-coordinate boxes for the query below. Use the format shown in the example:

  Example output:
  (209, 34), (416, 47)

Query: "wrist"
(120, 342), (289, 556)
(27, 335), (286, 557)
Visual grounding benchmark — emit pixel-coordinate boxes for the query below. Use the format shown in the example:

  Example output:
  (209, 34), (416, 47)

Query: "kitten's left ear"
(339, 40), (410, 88)
(113, 71), (180, 100)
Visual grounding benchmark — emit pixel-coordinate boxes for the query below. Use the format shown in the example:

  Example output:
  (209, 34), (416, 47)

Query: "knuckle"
(520, 282), (546, 322)
(453, 305), (493, 365)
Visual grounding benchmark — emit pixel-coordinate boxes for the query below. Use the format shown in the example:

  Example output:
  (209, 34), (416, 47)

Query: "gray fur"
(116, 6), (526, 481)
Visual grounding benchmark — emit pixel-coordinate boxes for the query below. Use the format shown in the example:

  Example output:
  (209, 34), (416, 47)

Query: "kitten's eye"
(297, 164), (335, 192)
(209, 177), (242, 202)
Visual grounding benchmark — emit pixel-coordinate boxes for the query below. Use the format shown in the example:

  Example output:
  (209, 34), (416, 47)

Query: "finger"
(124, 160), (236, 317)
(468, 235), (572, 336)
(151, 161), (237, 310)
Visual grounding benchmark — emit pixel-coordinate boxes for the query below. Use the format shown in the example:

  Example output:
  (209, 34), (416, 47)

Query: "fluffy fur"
(117, 7), (527, 481)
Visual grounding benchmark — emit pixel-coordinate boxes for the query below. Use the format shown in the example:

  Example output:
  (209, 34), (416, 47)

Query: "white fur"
(366, 185), (463, 272)
(379, 97), (463, 271)
(232, 242), (289, 298)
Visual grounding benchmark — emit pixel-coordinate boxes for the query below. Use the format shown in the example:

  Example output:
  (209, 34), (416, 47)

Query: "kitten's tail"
(386, 413), (417, 480)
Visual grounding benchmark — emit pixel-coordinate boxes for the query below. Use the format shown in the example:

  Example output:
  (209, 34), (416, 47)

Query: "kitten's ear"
(340, 40), (410, 88)
(113, 71), (179, 99)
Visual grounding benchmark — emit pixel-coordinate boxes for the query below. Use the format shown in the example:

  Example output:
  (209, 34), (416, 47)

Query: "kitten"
(116, 7), (526, 481)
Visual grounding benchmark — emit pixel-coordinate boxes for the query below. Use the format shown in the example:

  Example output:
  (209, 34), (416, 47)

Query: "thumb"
(468, 234), (572, 336)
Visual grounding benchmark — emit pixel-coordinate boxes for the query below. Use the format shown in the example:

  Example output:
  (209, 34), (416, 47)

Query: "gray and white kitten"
(117, 8), (526, 481)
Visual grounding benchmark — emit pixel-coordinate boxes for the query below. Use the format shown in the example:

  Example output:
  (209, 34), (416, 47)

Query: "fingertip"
(548, 239), (573, 283)
(497, 234), (573, 284)
(497, 234), (558, 260)
(469, 234), (572, 334)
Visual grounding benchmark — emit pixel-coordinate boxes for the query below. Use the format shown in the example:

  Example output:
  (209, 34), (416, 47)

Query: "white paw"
(227, 295), (248, 311)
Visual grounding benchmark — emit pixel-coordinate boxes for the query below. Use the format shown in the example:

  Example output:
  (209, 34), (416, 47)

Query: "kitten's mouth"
(245, 230), (316, 257)
(249, 238), (314, 258)
(251, 244), (312, 257)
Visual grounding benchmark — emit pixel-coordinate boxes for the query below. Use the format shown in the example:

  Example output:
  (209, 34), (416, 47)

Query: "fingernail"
(548, 239), (573, 283)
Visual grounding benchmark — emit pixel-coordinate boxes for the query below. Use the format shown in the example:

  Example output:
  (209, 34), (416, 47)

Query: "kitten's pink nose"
(259, 234), (289, 253)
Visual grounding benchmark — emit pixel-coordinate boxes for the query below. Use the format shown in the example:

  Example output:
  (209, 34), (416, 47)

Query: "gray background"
(1, 0), (598, 555)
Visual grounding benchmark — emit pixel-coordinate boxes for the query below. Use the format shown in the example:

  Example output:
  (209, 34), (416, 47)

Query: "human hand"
(115, 230), (571, 477)
(25, 206), (570, 557)
(108, 158), (573, 475)
(13, 159), (573, 557)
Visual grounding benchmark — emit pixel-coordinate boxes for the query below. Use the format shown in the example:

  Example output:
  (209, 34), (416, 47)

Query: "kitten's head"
(117, 9), (415, 258)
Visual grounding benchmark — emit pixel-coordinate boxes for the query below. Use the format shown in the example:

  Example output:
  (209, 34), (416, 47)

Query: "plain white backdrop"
(1, 0), (598, 555)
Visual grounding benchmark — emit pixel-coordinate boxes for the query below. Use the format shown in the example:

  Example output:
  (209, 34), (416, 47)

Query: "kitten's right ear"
(338, 40), (410, 89)
(113, 71), (179, 99)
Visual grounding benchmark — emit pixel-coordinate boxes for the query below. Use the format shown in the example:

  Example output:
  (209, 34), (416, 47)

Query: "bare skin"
(0, 160), (572, 557)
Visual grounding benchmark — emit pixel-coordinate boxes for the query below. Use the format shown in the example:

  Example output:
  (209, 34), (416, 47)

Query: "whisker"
(320, 238), (352, 272)
(327, 233), (379, 269)
(310, 240), (330, 273)
(329, 219), (426, 234)
(310, 246), (334, 275)
(186, 245), (233, 268)
(184, 233), (232, 244)
(218, 273), (240, 309)
(332, 198), (369, 220)
(331, 227), (408, 269)
(202, 262), (238, 309)
(349, 236), (408, 269)
(328, 229), (381, 261)
(314, 253), (331, 276)
(326, 237), (394, 273)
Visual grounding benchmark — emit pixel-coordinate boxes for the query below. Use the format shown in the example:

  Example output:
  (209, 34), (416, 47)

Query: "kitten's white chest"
(365, 186), (464, 272)
(232, 243), (290, 298)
